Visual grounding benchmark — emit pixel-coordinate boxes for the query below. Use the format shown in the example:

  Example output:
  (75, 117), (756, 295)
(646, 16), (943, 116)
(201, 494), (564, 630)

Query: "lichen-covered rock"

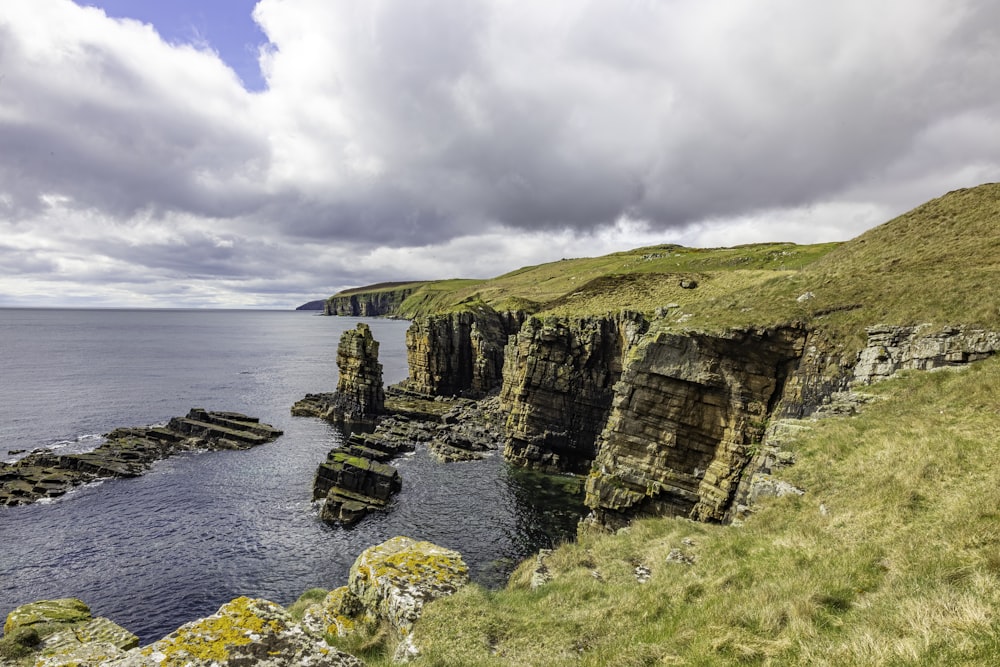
(2, 599), (138, 667)
(3, 599), (92, 636)
(348, 536), (469, 638)
(301, 587), (363, 638)
(107, 597), (361, 667)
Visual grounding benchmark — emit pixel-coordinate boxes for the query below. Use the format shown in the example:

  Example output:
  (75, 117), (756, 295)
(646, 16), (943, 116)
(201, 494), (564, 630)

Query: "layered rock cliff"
(324, 284), (421, 316)
(583, 326), (806, 527)
(500, 312), (648, 473)
(400, 307), (524, 397)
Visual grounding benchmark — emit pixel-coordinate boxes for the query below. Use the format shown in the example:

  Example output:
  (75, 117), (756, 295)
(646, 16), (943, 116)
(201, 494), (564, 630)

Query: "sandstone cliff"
(400, 307), (523, 397)
(324, 284), (422, 316)
(499, 312), (648, 473)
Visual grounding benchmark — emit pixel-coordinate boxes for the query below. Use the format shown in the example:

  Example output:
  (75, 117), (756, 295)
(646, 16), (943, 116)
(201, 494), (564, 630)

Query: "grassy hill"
(406, 358), (1000, 665)
(333, 184), (1000, 352)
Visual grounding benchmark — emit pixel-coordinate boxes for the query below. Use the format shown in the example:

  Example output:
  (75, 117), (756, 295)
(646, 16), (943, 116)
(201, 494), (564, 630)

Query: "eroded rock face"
(853, 325), (1000, 384)
(2, 597), (139, 667)
(402, 308), (523, 398)
(347, 536), (469, 638)
(325, 286), (419, 317)
(500, 313), (648, 473)
(107, 597), (362, 667)
(584, 326), (806, 527)
(0, 410), (283, 507)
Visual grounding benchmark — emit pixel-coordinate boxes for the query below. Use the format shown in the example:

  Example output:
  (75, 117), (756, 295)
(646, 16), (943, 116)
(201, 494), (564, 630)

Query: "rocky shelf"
(0, 409), (283, 507)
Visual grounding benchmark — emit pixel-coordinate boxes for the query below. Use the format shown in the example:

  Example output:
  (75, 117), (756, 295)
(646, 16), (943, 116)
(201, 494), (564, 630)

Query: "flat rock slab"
(0, 409), (282, 507)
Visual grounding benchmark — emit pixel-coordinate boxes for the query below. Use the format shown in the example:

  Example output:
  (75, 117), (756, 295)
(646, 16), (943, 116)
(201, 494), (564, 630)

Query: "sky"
(0, 1), (998, 309)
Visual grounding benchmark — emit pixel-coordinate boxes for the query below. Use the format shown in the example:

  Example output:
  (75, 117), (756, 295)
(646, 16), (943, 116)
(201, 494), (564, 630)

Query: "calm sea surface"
(0, 309), (584, 641)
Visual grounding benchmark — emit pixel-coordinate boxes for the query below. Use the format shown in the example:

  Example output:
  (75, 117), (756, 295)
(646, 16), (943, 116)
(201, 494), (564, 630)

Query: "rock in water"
(0, 410), (283, 507)
(290, 324), (385, 425)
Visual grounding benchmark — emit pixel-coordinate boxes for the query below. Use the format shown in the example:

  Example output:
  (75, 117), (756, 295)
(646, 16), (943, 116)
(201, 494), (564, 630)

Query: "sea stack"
(292, 323), (385, 425)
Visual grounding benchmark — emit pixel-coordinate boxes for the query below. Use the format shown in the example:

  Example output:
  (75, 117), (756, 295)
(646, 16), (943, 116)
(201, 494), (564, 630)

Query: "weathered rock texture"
(313, 451), (402, 526)
(2, 597), (139, 667)
(347, 536), (469, 639)
(291, 324), (384, 425)
(500, 313), (648, 473)
(325, 285), (419, 316)
(0, 410), (282, 507)
(852, 324), (1000, 383)
(402, 308), (524, 397)
(584, 326), (806, 527)
(107, 597), (362, 667)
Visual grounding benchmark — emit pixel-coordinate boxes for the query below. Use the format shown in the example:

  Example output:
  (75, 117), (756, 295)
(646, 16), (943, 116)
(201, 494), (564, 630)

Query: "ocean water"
(0, 309), (585, 642)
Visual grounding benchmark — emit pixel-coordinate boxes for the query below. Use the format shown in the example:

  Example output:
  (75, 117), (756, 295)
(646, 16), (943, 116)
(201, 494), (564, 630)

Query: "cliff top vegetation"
(329, 183), (1000, 348)
(404, 355), (1000, 666)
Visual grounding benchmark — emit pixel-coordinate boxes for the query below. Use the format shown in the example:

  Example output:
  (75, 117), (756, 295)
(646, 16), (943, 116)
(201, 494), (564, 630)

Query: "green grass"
(329, 184), (1000, 358)
(410, 357), (1000, 665)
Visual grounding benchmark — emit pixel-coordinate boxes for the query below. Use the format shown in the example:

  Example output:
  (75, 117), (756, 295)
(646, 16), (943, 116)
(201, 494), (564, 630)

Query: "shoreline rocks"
(2, 536), (468, 666)
(0, 410), (283, 507)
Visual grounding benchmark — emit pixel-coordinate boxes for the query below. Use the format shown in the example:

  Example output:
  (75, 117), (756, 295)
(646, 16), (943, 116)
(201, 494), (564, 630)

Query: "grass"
(329, 183), (1000, 359)
(409, 357), (1000, 665)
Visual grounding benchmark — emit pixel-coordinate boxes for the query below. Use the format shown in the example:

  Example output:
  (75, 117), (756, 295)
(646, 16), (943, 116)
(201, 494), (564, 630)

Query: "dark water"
(0, 309), (585, 642)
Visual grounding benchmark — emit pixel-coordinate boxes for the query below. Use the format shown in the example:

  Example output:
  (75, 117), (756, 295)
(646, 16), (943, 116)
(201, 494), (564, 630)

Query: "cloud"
(1, 0), (998, 307)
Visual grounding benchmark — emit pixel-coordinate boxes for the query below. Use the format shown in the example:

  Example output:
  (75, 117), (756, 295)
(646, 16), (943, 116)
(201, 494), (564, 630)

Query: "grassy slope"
(413, 359), (1000, 665)
(334, 184), (1000, 352)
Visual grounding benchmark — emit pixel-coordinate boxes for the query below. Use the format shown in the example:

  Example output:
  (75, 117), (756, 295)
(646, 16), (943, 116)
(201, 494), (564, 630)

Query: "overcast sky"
(1, 0), (998, 309)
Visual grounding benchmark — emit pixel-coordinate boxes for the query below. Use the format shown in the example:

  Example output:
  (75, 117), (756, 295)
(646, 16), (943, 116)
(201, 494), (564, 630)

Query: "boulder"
(348, 536), (469, 638)
(2, 598), (138, 667)
(301, 587), (364, 638)
(106, 597), (361, 667)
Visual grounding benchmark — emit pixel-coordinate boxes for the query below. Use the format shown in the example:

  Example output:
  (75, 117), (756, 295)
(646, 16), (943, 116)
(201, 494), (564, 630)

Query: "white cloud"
(0, 0), (998, 307)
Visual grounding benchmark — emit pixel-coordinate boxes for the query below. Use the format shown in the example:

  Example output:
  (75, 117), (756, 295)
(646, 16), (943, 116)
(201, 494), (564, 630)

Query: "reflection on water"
(0, 309), (588, 642)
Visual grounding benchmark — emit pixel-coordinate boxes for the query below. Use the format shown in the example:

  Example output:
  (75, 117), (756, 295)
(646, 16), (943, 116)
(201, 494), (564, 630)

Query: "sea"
(0, 308), (585, 642)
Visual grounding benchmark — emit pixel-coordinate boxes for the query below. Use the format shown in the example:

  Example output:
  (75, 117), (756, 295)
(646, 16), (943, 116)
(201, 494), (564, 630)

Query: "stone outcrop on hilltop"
(0, 410), (283, 507)
(2, 537), (468, 666)
(325, 285), (420, 316)
(500, 313), (648, 473)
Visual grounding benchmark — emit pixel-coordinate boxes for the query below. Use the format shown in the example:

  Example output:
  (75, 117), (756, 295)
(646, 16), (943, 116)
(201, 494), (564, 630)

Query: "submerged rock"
(0, 410), (283, 507)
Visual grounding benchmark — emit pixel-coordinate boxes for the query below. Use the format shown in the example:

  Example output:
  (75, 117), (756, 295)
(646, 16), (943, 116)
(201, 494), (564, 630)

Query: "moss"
(141, 597), (284, 664)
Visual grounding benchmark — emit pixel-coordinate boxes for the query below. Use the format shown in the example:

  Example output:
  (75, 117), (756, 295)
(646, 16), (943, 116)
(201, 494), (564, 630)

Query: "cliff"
(400, 306), (524, 397)
(324, 282), (426, 316)
(500, 312), (648, 473)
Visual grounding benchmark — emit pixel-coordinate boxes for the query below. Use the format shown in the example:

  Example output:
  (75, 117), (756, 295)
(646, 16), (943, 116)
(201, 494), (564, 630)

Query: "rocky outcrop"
(313, 451), (403, 526)
(401, 308), (524, 398)
(584, 326), (806, 528)
(347, 536), (469, 655)
(108, 597), (361, 667)
(501, 312), (648, 473)
(1, 597), (138, 666)
(853, 324), (1000, 383)
(0, 410), (283, 507)
(292, 324), (384, 425)
(325, 285), (421, 317)
(5, 536), (469, 667)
